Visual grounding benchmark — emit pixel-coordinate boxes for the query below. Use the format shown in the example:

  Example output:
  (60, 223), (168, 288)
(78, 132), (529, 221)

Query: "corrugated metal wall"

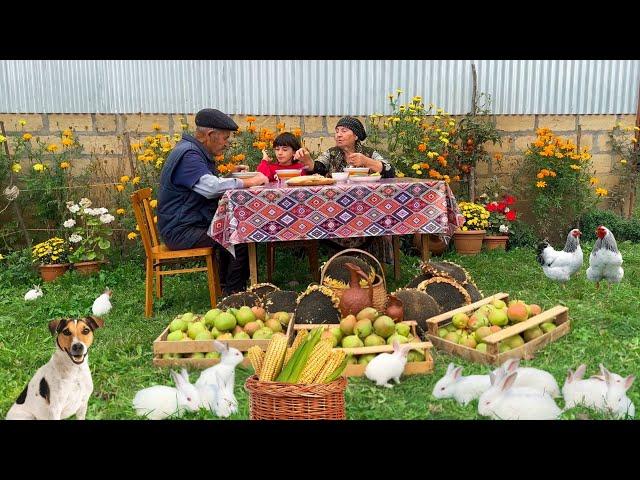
(1, 60), (638, 115)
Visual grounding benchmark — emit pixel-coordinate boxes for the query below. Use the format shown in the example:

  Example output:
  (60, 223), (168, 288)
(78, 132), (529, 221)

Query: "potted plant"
(64, 198), (114, 275)
(478, 177), (518, 250)
(454, 202), (489, 255)
(31, 237), (71, 281)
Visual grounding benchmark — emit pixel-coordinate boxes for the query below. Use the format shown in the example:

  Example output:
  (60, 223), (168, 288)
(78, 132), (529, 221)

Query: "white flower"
(63, 219), (76, 228)
(85, 208), (101, 216)
(504, 207), (510, 213)
(66, 201), (75, 208)
(97, 207), (109, 215)
(68, 204), (80, 213)
(69, 233), (83, 243)
(79, 197), (92, 207)
(499, 224), (509, 234)
(100, 213), (115, 224)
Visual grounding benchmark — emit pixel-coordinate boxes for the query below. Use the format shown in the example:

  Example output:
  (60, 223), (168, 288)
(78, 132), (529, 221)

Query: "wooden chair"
(130, 188), (221, 317)
(266, 240), (320, 284)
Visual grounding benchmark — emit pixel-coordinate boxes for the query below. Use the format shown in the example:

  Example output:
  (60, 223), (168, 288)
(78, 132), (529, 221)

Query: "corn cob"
(284, 347), (295, 364)
(313, 349), (346, 383)
(277, 327), (323, 383)
(247, 346), (264, 376)
(325, 353), (350, 383)
(298, 340), (332, 384)
(290, 329), (308, 351)
(259, 334), (288, 381)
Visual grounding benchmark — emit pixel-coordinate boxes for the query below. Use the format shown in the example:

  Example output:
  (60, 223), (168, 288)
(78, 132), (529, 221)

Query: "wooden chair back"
(130, 188), (160, 257)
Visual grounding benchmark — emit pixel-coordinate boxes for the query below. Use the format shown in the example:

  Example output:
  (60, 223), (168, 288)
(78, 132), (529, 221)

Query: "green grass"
(0, 241), (638, 420)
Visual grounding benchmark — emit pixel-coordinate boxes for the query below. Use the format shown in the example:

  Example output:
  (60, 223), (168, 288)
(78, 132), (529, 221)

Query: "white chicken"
(91, 288), (112, 316)
(24, 285), (43, 301)
(586, 226), (624, 289)
(536, 229), (583, 283)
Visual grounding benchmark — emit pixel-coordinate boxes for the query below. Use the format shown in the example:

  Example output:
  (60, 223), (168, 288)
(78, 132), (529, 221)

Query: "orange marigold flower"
(47, 144), (59, 153)
(533, 140), (545, 148)
(417, 143), (427, 152)
(549, 170), (557, 177)
(115, 184), (125, 192)
(214, 154), (225, 162)
(22, 133), (33, 141)
(246, 116), (256, 123)
(59, 161), (70, 169)
(293, 128), (302, 138)
(494, 153), (503, 161)
(247, 125), (257, 133)
(536, 172), (545, 179)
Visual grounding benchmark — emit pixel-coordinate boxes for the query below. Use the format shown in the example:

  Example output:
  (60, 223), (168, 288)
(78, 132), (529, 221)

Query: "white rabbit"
(492, 358), (561, 398)
(195, 341), (242, 415)
(602, 365), (635, 419)
(177, 368), (218, 413)
(432, 363), (491, 406)
(132, 370), (202, 420)
(364, 340), (414, 388)
(478, 371), (562, 420)
(562, 364), (608, 411)
(24, 285), (43, 301)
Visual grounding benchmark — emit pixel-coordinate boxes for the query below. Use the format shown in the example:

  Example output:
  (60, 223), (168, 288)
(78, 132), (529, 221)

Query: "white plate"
(349, 175), (381, 183)
(344, 167), (370, 175)
(231, 171), (259, 179)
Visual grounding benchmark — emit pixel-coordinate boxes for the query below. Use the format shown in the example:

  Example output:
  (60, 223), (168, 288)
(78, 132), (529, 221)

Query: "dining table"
(208, 178), (465, 285)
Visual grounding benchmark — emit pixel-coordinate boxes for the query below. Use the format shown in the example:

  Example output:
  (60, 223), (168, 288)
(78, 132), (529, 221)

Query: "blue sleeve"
(172, 150), (212, 188)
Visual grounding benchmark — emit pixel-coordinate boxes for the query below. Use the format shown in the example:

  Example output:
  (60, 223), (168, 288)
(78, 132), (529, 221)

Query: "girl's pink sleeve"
(257, 160), (273, 181)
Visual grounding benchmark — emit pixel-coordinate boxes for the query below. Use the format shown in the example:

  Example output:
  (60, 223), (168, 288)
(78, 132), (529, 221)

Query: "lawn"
(0, 241), (638, 420)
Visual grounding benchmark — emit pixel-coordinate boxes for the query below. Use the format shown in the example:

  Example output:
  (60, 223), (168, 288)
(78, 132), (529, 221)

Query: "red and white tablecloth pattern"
(209, 178), (465, 254)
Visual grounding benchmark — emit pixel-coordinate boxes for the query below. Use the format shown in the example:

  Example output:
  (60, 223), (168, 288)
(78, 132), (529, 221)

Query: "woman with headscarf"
(295, 117), (396, 263)
(295, 116), (395, 178)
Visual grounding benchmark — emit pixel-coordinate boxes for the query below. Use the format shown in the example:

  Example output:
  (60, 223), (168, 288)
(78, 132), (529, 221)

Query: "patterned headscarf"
(335, 116), (367, 141)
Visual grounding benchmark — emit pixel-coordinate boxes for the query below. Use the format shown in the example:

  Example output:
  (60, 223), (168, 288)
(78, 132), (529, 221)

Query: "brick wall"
(1, 112), (634, 190)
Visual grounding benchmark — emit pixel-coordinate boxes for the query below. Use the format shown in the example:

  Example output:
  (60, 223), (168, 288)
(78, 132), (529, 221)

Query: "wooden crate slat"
(483, 306), (569, 344)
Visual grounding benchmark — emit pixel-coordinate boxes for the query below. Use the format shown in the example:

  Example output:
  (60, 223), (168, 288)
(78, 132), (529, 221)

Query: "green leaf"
(86, 251), (97, 260)
(98, 239), (111, 250)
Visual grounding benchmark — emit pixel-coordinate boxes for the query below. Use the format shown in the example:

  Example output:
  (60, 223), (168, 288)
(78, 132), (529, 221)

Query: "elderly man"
(157, 108), (268, 296)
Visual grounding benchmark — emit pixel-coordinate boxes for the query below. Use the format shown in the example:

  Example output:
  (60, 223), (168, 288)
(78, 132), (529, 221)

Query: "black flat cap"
(195, 108), (239, 131)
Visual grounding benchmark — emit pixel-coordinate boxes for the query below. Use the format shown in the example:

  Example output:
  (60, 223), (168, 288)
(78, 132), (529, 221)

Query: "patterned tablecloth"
(208, 178), (465, 255)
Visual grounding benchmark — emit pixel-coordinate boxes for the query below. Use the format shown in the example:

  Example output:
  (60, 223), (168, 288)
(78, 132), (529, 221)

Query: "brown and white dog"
(5, 316), (104, 420)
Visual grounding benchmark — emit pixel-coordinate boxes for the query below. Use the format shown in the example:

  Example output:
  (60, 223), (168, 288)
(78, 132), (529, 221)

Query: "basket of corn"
(244, 328), (349, 420)
(320, 248), (388, 312)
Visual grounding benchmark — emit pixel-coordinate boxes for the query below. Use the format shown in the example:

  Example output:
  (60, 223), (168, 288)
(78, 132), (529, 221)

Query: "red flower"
(486, 202), (498, 212)
(506, 211), (516, 221)
(497, 202), (507, 212)
(504, 195), (516, 205)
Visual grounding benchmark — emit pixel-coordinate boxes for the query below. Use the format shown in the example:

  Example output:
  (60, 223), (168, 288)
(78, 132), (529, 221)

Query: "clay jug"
(385, 294), (404, 323)
(340, 263), (374, 316)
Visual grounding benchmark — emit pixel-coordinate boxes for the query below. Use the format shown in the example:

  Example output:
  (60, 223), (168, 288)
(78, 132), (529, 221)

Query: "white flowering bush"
(63, 197), (114, 263)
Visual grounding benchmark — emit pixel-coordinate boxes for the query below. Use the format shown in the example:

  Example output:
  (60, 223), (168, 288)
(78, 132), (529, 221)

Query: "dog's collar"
(56, 337), (88, 365)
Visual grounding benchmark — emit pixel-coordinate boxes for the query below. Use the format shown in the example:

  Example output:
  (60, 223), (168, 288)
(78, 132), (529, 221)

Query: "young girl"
(256, 132), (307, 182)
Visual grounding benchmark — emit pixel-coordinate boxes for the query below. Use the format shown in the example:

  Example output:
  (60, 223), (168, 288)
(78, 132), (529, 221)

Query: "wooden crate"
(292, 321), (434, 377)
(152, 315), (295, 368)
(426, 292), (570, 365)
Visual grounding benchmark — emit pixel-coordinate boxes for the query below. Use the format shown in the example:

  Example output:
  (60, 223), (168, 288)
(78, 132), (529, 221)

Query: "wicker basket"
(320, 248), (388, 312)
(244, 375), (347, 420)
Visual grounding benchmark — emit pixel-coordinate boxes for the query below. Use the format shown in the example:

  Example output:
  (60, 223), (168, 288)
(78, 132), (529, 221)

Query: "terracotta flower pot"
(39, 263), (71, 282)
(483, 235), (509, 251)
(73, 260), (106, 276)
(453, 229), (486, 255)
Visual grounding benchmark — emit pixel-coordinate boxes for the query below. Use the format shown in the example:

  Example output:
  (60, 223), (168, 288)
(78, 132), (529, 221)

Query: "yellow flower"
(33, 163), (45, 172)
(116, 208), (126, 215)
(22, 133), (32, 141)
(62, 129), (73, 137)
(621, 159), (627, 164)
(19, 119), (27, 126)
(59, 161), (70, 169)
(120, 175), (130, 183)
(0, 135), (6, 143)
(135, 224), (140, 231)
(62, 137), (74, 147)
(132, 176), (141, 185)
(152, 123), (161, 131)
(569, 164), (581, 170)
(150, 199), (157, 208)
(116, 184), (125, 192)
(396, 89), (403, 95)
(397, 172), (405, 178)
(416, 170), (423, 175)
(181, 123), (188, 130)
(127, 232), (138, 240)
(595, 188), (608, 197)
(47, 144), (59, 153)
(590, 177), (599, 185)
(536, 181), (547, 188)
(11, 163), (21, 173)
(427, 151), (438, 159)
